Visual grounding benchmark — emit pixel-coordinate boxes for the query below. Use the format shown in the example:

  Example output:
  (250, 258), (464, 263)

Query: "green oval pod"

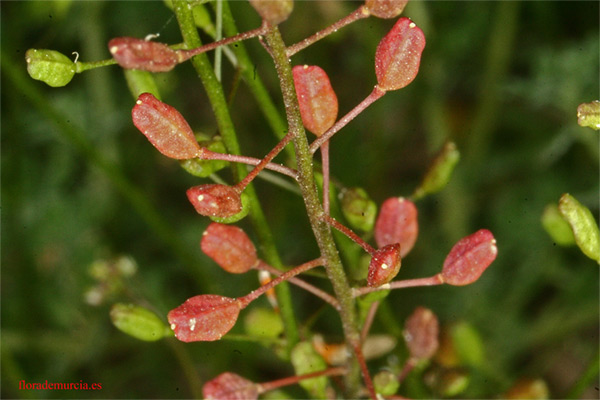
(290, 341), (329, 399)
(243, 307), (284, 338)
(558, 193), (600, 262)
(26, 49), (75, 87)
(180, 137), (228, 177)
(413, 142), (460, 200)
(373, 370), (400, 396)
(541, 203), (576, 246)
(124, 69), (161, 100)
(110, 303), (170, 341)
(340, 187), (377, 232)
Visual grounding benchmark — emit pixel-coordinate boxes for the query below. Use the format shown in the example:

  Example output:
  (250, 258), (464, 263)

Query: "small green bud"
(437, 368), (470, 397)
(124, 69), (161, 100)
(558, 193), (600, 263)
(290, 341), (328, 399)
(26, 49), (75, 87)
(243, 307), (284, 338)
(541, 204), (576, 246)
(373, 370), (400, 396)
(413, 142), (460, 200)
(180, 137), (228, 177)
(577, 100), (600, 130)
(209, 191), (250, 224)
(110, 303), (171, 341)
(340, 187), (377, 232)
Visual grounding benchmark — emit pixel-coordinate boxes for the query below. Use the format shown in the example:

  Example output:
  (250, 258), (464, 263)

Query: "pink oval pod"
(109, 37), (181, 72)
(367, 243), (401, 287)
(365, 0), (409, 19)
(404, 306), (439, 359)
(201, 223), (258, 274)
(167, 294), (241, 342)
(186, 184), (243, 218)
(249, 0), (293, 25)
(292, 65), (338, 136)
(441, 229), (497, 286)
(374, 197), (418, 257)
(203, 372), (259, 400)
(132, 93), (201, 159)
(375, 17), (426, 91)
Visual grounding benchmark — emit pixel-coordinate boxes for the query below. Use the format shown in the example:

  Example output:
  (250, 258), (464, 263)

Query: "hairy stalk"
(172, 0), (299, 352)
(263, 26), (364, 397)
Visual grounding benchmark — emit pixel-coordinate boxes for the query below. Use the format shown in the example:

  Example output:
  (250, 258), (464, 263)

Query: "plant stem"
(286, 5), (370, 57)
(263, 26), (362, 397)
(353, 274), (444, 297)
(321, 141), (331, 215)
(74, 58), (118, 73)
(322, 214), (376, 255)
(360, 301), (380, 342)
(234, 132), (294, 191)
(219, 0), (295, 163)
(240, 258), (322, 307)
(256, 261), (340, 310)
(351, 341), (377, 400)
(201, 150), (297, 179)
(173, 0), (299, 351)
(310, 86), (386, 154)
(258, 366), (347, 393)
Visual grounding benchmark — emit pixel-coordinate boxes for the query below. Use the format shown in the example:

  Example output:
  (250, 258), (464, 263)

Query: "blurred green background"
(2, 1), (598, 398)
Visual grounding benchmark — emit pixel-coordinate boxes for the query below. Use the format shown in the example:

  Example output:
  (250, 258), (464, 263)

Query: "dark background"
(2, 1), (599, 398)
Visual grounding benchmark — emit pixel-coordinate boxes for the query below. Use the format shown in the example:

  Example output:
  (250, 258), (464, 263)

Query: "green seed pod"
(577, 100), (600, 130)
(124, 69), (161, 100)
(541, 204), (576, 246)
(110, 303), (171, 341)
(210, 191), (250, 224)
(558, 193), (600, 263)
(290, 341), (328, 399)
(373, 370), (400, 396)
(340, 187), (377, 232)
(436, 368), (470, 397)
(25, 49), (75, 87)
(450, 321), (484, 367)
(243, 307), (284, 338)
(413, 142), (460, 200)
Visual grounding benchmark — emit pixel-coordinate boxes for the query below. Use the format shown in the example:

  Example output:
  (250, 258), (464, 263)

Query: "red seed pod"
(132, 93), (201, 159)
(292, 65), (338, 137)
(404, 306), (439, 360)
(249, 0), (294, 25)
(167, 294), (241, 342)
(374, 197), (418, 258)
(203, 372), (259, 400)
(375, 17), (426, 91)
(365, 0), (409, 19)
(186, 184), (243, 218)
(367, 243), (401, 287)
(441, 229), (497, 286)
(108, 37), (181, 72)
(201, 223), (258, 274)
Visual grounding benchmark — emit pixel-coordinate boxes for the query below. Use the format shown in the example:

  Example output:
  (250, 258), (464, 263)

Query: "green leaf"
(413, 141), (460, 200)
(558, 193), (600, 263)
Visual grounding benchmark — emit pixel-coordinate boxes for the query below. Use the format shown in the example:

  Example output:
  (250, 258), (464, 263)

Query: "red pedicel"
(375, 17), (426, 91)
(292, 65), (338, 136)
(374, 197), (418, 258)
(167, 295), (241, 342)
(132, 93), (201, 159)
(365, 0), (409, 19)
(403, 306), (439, 359)
(186, 184), (242, 218)
(441, 229), (497, 286)
(203, 372), (259, 400)
(109, 37), (181, 72)
(367, 243), (402, 287)
(201, 223), (258, 274)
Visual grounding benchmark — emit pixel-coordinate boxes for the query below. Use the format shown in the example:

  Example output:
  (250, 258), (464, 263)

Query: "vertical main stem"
(172, 0), (299, 352)
(263, 26), (362, 397)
